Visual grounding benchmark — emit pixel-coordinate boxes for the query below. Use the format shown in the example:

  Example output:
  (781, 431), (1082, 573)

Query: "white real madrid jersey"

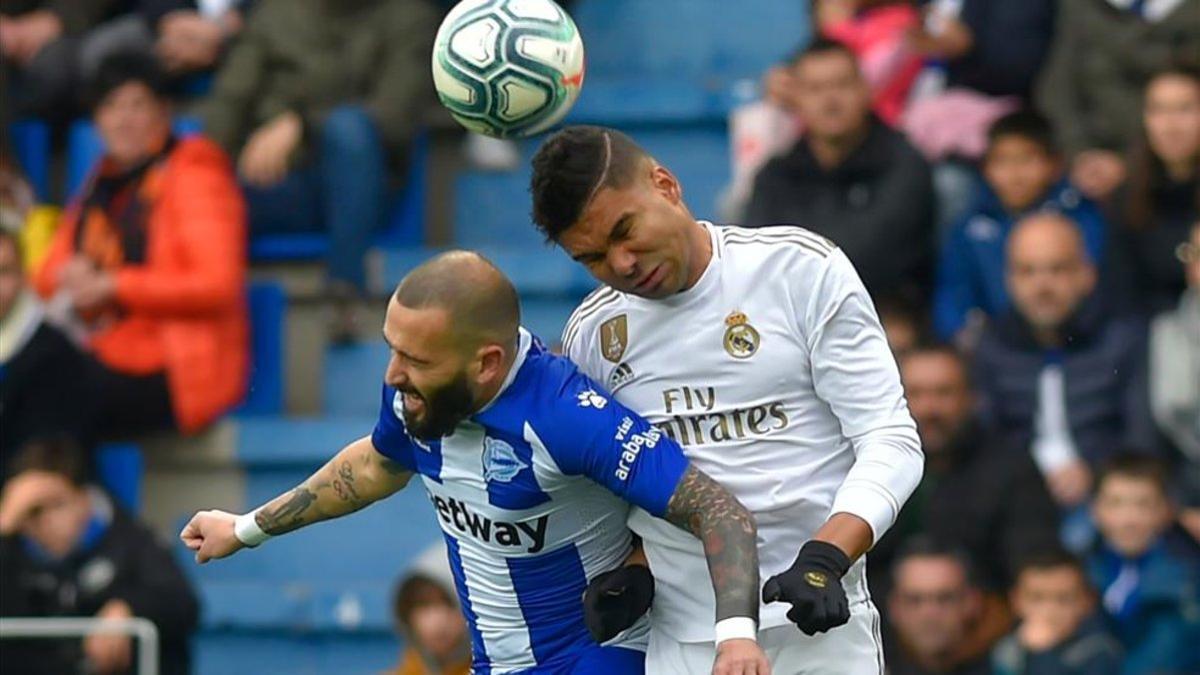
(562, 222), (923, 642)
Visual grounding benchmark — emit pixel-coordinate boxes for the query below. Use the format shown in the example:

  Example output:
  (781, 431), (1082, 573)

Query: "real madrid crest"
(599, 314), (628, 363)
(723, 310), (760, 359)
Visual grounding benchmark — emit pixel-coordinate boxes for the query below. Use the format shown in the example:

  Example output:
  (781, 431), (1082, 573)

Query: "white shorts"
(645, 601), (885, 675)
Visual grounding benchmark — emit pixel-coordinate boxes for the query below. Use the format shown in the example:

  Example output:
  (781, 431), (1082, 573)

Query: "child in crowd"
(933, 110), (1107, 342)
(992, 550), (1121, 675)
(1087, 455), (1200, 675)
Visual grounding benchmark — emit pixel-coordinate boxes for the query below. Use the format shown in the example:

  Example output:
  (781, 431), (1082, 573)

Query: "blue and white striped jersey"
(372, 328), (689, 674)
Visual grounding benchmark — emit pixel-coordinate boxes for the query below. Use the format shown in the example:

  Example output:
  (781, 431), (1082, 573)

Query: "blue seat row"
(194, 631), (398, 675)
(451, 124), (733, 250)
(567, 0), (809, 122)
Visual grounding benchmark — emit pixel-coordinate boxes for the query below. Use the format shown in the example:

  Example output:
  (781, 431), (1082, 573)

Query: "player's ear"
(650, 164), (683, 205)
(474, 343), (506, 385)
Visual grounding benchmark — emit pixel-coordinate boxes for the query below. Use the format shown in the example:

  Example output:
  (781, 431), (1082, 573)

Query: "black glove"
(582, 565), (655, 642)
(762, 540), (851, 636)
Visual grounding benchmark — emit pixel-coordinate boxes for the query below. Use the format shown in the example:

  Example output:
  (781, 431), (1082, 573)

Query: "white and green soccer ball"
(432, 0), (585, 139)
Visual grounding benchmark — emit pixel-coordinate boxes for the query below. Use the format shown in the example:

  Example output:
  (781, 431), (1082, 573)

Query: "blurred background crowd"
(0, 0), (1198, 674)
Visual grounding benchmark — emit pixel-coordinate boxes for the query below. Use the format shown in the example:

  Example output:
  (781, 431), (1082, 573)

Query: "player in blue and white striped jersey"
(180, 252), (769, 675)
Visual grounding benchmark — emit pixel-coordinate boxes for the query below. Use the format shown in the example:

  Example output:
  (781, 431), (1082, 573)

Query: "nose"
(608, 244), (638, 279)
(385, 354), (409, 389)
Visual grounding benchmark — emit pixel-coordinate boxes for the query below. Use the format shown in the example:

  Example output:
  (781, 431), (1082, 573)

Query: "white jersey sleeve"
(801, 249), (924, 543)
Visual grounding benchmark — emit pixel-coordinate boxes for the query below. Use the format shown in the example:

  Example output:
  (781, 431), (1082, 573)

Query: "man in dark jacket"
(973, 212), (1156, 509)
(744, 37), (934, 302)
(0, 438), (198, 675)
(871, 344), (1061, 600)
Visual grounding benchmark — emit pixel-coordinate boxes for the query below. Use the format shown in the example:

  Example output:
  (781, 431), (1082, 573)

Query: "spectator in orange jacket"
(34, 51), (248, 438)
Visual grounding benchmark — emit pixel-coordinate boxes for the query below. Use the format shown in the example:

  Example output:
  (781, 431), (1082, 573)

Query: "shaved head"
(384, 251), (521, 440)
(1008, 212), (1088, 264)
(1006, 212), (1096, 334)
(393, 251), (520, 352)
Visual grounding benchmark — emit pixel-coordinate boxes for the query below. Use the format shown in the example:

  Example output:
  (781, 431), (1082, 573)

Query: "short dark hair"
(900, 342), (973, 388)
(10, 437), (91, 487)
(986, 109), (1058, 157)
(891, 535), (977, 587)
(1095, 453), (1172, 498)
(788, 36), (858, 69)
(88, 51), (170, 111)
(529, 126), (648, 241)
(392, 573), (455, 628)
(1014, 549), (1090, 588)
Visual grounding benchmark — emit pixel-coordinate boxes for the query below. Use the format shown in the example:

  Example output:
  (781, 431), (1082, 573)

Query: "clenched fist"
(179, 510), (244, 563)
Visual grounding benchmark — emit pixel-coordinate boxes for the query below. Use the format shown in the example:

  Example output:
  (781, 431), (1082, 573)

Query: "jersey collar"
(475, 326), (533, 414)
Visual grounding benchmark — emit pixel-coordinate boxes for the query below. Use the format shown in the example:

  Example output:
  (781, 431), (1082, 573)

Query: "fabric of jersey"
(372, 328), (689, 674)
(563, 222), (923, 643)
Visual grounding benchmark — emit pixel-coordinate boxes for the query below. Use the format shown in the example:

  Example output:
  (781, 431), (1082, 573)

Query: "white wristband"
(234, 511), (270, 547)
(714, 617), (757, 645)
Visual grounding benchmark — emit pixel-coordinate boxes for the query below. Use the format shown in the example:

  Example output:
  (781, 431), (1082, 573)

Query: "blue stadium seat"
(381, 246), (595, 298)
(8, 120), (50, 201)
(452, 167), (545, 249)
(95, 443), (142, 512)
(567, 0), (808, 123)
(324, 342), (389, 417)
(245, 133), (430, 262)
(237, 282), (287, 416)
(195, 632), (398, 675)
(523, 297), (588, 347)
(450, 125), (731, 253)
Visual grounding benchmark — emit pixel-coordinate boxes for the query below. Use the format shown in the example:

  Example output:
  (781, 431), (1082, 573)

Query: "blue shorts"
(569, 645), (644, 674)
(500, 644), (644, 675)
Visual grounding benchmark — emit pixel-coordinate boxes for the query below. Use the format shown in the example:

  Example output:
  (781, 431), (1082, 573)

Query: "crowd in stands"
(2, 0), (1199, 674)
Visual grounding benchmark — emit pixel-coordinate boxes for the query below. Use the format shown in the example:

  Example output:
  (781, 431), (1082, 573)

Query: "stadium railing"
(0, 616), (161, 675)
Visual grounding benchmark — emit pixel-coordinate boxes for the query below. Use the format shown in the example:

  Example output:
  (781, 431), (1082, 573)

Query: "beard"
(402, 372), (476, 441)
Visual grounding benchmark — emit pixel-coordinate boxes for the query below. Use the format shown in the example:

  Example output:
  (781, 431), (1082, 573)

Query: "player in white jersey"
(178, 252), (769, 675)
(529, 127), (925, 674)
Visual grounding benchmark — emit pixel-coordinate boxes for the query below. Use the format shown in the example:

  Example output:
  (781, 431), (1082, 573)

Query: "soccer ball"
(432, 0), (585, 139)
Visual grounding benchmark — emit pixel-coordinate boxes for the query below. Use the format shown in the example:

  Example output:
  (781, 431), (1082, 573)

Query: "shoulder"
(1101, 313), (1149, 349)
(718, 223), (837, 262)
(873, 121), (926, 161)
(973, 317), (1019, 361)
(561, 285), (627, 359)
(532, 349), (613, 411)
(171, 136), (236, 171)
(752, 142), (808, 184)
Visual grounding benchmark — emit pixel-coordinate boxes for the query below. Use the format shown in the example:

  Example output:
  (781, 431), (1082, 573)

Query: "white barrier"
(0, 616), (160, 675)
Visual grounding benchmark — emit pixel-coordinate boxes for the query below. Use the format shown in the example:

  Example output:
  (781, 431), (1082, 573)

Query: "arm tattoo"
(255, 487), (318, 535)
(251, 441), (412, 537)
(665, 464), (760, 623)
(332, 460), (365, 505)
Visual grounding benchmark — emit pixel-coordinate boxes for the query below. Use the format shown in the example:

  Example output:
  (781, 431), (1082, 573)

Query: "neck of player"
(472, 341), (521, 413)
(680, 219), (714, 292)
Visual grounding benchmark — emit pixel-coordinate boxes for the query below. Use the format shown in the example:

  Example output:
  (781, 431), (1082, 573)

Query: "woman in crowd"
(1108, 67), (1200, 316)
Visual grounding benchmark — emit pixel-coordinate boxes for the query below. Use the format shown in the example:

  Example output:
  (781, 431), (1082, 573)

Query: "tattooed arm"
(664, 463), (760, 624)
(180, 437), (412, 562)
(252, 436), (412, 535)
